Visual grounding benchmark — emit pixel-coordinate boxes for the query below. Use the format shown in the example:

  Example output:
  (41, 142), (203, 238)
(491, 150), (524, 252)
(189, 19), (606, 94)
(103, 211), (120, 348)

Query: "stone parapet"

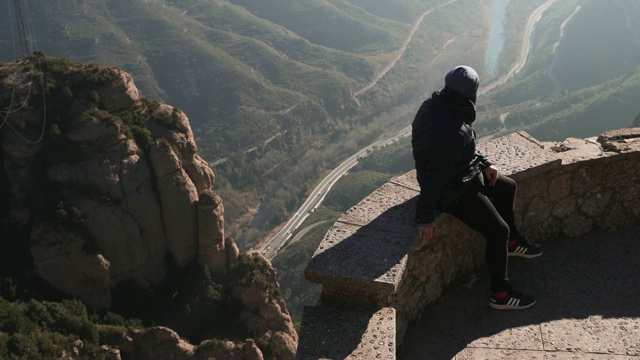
(304, 182), (417, 307)
(298, 129), (640, 359)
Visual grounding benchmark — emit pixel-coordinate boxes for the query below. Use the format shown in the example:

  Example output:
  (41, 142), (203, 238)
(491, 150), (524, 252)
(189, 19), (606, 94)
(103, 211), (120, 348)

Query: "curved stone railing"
(296, 129), (640, 360)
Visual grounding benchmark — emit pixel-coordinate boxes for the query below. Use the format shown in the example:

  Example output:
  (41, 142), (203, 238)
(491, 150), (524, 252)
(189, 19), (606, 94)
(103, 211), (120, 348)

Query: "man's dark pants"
(441, 175), (519, 293)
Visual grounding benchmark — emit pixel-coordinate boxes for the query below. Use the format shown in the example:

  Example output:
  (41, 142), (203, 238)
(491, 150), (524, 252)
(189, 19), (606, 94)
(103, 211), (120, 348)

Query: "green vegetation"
(8, 0), (638, 249)
(0, 252), (285, 359)
(226, 0), (410, 54)
(0, 279), (141, 360)
(4, 1), (640, 355)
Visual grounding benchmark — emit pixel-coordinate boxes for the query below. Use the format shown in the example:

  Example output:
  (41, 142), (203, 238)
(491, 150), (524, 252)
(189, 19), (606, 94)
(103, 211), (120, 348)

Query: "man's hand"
(417, 222), (436, 243)
(482, 165), (500, 186)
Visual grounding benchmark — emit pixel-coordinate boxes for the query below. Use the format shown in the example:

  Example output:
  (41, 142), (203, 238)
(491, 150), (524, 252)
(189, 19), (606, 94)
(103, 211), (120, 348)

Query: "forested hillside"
(1, 0), (494, 245)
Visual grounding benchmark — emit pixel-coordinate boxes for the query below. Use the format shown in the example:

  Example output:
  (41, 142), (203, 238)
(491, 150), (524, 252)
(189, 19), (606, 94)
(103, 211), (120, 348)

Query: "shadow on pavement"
(398, 227), (640, 360)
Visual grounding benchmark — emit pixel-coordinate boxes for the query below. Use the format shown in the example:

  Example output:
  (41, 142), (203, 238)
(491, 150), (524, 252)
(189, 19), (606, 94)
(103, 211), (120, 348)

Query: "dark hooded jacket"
(411, 87), (492, 224)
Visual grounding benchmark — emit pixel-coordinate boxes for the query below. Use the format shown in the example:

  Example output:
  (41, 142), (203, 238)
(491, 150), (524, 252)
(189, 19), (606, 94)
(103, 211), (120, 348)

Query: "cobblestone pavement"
(399, 227), (640, 360)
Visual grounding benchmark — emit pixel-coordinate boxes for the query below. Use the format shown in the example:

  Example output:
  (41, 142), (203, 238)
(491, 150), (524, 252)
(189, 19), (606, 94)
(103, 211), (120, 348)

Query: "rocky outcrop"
(1, 55), (297, 359)
(231, 255), (298, 360)
(0, 56), (236, 307)
(149, 139), (200, 268)
(101, 326), (264, 360)
(197, 189), (239, 273)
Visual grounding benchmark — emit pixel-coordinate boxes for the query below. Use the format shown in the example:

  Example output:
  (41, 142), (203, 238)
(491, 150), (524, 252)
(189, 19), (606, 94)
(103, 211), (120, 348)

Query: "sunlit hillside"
(1, 0), (498, 244)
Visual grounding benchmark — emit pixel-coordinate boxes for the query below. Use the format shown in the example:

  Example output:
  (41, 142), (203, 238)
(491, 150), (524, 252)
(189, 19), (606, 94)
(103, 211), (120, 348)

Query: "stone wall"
(297, 129), (640, 359)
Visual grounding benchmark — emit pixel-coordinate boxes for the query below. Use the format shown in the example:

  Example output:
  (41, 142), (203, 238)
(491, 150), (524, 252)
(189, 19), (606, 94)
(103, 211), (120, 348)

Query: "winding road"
(261, 130), (410, 259)
(353, 0), (458, 99)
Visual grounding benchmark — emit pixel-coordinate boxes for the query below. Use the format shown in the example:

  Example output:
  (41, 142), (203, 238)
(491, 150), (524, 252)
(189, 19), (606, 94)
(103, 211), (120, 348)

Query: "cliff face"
(0, 55), (296, 359)
(0, 55), (232, 307)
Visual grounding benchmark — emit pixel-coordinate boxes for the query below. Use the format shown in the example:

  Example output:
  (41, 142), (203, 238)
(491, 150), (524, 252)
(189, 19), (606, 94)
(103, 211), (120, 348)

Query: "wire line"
(1, 0), (47, 144)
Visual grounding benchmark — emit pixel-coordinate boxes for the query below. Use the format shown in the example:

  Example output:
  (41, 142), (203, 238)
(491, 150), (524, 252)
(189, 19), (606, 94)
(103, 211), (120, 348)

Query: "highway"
(261, 0), (558, 259)
(261, 131), (409, 259)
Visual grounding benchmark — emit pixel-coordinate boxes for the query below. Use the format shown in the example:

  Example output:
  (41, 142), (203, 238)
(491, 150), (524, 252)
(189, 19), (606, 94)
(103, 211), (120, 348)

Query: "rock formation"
(0, 55), (297, 359)
(100, 326), (265, 360)
(0, 56), (234, 307)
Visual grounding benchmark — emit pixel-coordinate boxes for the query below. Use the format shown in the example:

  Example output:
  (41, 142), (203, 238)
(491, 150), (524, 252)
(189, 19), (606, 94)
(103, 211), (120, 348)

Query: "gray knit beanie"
(444, 65), (479, 99)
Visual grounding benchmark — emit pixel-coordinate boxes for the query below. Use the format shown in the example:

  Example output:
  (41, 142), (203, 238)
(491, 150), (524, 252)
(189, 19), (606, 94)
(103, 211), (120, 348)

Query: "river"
(485, 0), (509, 78)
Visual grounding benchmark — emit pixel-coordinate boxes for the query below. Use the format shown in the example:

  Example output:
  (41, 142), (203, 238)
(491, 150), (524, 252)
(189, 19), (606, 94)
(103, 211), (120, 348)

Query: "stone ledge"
(305, 183), (418, 306)
(339, 182), (418, 229)
(296, 306), (395, 360)
(477, 131), (561, 178)
(304, 217), (414, 306)
(547, 136), (605, 164)
(597, 127), (640, 153)
(305, 131), (564, 307)
(389, 171), (419, 191)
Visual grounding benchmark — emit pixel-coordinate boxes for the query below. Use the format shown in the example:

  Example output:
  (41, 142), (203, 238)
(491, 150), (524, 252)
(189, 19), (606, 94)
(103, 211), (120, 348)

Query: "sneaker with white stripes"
(489, 287), (536, 310)
(508, 239), (543, 258)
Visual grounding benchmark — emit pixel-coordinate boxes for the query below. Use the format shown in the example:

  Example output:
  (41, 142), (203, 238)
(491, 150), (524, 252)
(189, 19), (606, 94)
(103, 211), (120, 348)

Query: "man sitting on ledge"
(411, 65), (543, 310)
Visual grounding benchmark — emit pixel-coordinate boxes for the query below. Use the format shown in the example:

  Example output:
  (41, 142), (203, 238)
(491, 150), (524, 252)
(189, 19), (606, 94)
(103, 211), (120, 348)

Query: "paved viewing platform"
(399, 227), (640, 359)
(298, 129), (640, 360)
